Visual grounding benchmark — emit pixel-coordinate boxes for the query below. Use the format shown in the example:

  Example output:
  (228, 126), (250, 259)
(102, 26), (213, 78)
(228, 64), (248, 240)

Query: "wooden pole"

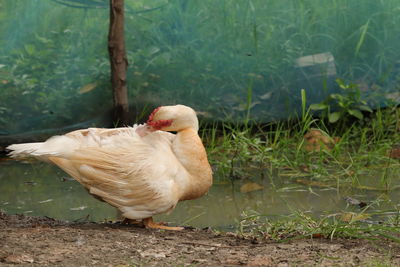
(108, 0), (129, 125)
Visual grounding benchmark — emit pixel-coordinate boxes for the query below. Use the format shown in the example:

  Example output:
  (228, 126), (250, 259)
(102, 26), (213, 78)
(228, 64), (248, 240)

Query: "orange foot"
(143, 217), (184, 231)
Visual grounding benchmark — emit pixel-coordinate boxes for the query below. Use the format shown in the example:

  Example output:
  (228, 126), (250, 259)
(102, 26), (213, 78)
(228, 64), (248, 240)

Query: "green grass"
(199, 103), (400, 241)
(202, 104), (400, 187)
(368, 258), (397, 267)
(236, 209), (400, 242)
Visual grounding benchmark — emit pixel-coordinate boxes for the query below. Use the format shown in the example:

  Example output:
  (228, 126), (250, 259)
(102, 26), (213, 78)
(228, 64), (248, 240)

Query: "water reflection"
(0, 160), (399, 228)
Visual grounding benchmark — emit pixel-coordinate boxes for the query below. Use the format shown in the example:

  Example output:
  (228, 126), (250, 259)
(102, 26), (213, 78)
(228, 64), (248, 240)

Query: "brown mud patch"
(0, 212), (399, 266)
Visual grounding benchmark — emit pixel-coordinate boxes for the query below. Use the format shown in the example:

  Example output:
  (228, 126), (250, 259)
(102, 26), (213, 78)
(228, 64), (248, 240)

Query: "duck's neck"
(172, 128), (213, 201)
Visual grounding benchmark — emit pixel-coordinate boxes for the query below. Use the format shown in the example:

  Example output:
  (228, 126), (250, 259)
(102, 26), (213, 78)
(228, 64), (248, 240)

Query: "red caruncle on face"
(147, 107), (173, 130)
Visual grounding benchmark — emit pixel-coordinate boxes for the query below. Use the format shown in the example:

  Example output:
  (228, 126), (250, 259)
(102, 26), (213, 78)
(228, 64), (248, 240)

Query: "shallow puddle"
(0, 160), (399, 229)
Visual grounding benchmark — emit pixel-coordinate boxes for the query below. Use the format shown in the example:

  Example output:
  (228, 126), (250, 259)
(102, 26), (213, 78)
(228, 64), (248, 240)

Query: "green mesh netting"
(1, 0), (399, 142)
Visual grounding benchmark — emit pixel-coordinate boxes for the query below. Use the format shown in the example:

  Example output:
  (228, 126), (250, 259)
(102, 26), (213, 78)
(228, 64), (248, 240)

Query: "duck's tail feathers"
(7, 136), (79, 161)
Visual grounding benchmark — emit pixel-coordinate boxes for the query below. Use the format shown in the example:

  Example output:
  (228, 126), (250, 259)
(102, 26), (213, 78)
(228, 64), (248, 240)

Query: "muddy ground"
(0, 212), (399, 266)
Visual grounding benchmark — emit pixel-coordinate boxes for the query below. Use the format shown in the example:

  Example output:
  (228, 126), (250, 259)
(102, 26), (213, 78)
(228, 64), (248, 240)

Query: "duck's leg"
(117, 210), (142, 225)
(143, 217), (184, 231)
(122, 218), (143, 225)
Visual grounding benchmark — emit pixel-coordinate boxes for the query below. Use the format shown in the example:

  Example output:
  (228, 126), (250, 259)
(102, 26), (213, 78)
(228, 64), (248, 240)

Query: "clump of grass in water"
(203, 90), (400, 191)
(201, 89), (400, 241)
(237, 210), (400, 243)
(201, 122), (272, 179)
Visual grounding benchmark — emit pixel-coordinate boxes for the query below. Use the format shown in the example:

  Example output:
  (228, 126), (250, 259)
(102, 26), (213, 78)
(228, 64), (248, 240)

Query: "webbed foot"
(143, 217), (184, 231)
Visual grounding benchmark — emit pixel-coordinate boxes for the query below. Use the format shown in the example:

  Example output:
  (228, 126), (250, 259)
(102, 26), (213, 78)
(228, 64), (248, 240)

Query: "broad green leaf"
(358, 105), (373, 112)
(348, 109), (363, 120)
(78, 82), (97, 94)
(309, 103), (327, 110)
(331, 94), (342, 101)
(340, 212), (370, 223)
(355, 19), (370, 57)
(24, 44), (36, 55)
(336, 78), (348, 89)
(35, 34), (52, 44)
(328, 112), (341, 123)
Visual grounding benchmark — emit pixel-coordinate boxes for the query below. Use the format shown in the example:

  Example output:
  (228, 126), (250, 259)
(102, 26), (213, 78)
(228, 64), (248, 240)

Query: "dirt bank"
(0, 212), (399, 266)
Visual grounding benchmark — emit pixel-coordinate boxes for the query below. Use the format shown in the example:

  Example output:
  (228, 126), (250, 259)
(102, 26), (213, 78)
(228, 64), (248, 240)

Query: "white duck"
(7, 104), (213, 230)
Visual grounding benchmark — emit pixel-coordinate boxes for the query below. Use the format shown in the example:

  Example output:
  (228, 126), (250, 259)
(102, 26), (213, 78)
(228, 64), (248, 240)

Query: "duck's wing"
(49, 130), (185, 219)
(65, 125), (175, 147)
(65, 125), (152, 143)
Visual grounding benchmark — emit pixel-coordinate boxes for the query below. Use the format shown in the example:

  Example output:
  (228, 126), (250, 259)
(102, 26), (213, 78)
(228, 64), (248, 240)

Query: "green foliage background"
(0, 0), (399, 135)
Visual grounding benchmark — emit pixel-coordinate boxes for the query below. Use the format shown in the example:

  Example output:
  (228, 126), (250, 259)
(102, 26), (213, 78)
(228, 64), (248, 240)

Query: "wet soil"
(1, 212), (399, 266)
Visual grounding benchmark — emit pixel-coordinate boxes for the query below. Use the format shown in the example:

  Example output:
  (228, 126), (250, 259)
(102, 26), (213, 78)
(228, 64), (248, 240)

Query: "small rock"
(389, 144), (400, 159)
(344, 196), (367, 208)
(277, 262), (289, 267)
(75, 236), (86, 246)
(303, 129), (337, 152)
(138, 249), (167, 259)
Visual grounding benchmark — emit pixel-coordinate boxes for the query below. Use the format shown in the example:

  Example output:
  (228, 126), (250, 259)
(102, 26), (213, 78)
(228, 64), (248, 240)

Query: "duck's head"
(147, 105), (199, 132)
